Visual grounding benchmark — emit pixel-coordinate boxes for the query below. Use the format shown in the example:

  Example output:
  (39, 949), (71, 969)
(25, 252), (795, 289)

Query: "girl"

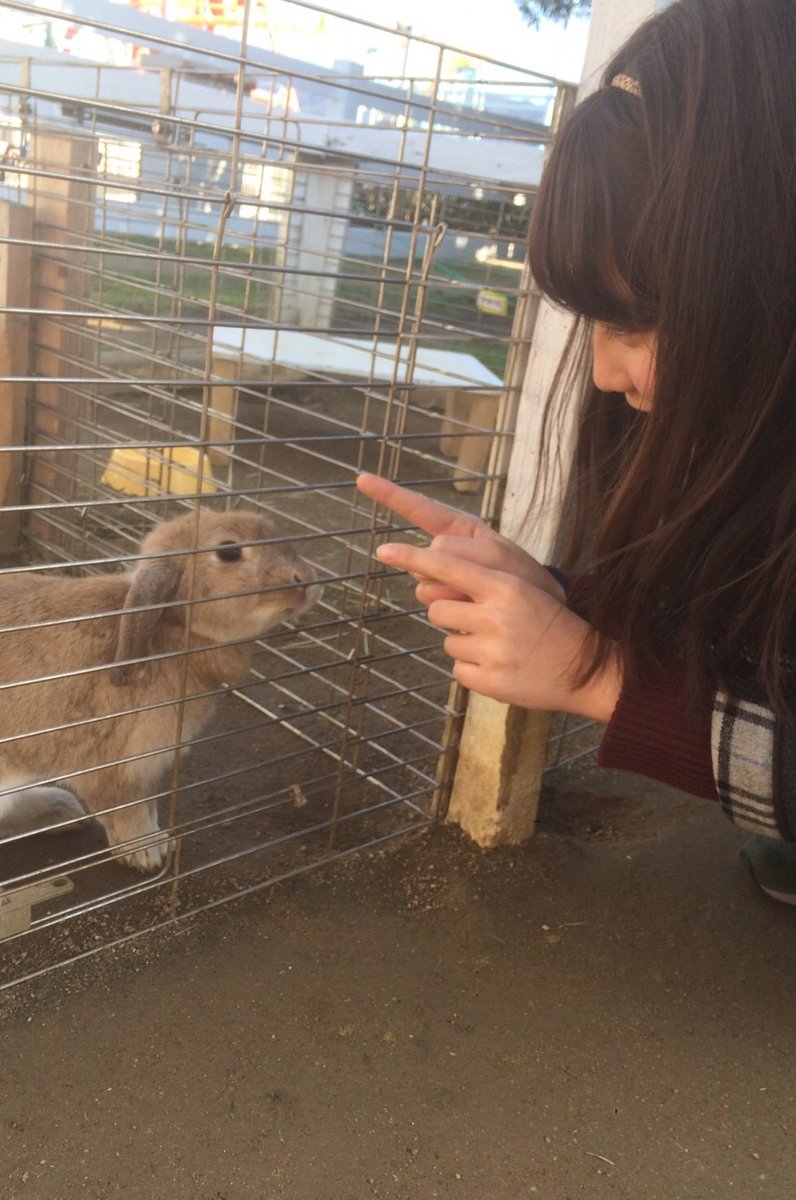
(357, 0), (796, 903)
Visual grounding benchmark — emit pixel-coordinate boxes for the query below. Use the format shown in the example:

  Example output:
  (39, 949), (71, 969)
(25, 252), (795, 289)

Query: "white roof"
(212, 327), (503, 390)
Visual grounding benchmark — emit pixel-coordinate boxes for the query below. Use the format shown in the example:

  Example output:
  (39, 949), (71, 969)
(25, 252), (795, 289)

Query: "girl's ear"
(109, 557), (181, 686)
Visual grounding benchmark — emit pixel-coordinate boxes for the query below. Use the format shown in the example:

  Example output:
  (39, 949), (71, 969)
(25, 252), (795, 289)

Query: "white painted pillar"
(447, 0), (659, 846)
(282, 155), (354, 329)
(579, 0), (660, 92)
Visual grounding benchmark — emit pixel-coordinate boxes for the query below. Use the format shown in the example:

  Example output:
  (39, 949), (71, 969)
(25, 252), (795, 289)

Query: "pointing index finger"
(357, 473), (485, 539)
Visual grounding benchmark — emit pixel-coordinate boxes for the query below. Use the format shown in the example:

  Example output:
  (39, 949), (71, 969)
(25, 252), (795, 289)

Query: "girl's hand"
(375, 541), (621, 723)
(356, 472), (565, 604)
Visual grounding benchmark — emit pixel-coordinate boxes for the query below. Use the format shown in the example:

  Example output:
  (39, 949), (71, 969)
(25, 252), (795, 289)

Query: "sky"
(276, 0), (591, 84)
(348, 0), (590, 81)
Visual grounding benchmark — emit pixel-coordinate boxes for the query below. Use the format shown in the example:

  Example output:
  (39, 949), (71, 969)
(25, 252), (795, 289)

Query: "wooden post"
(0, 202), (33, 557)
(27, 132), (97, 549)
(439, 388), (498, 493)
(207, 353), (238, 466)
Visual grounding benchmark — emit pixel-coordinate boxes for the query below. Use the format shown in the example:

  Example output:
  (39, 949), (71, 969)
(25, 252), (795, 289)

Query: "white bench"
(209, 328), (504, 492)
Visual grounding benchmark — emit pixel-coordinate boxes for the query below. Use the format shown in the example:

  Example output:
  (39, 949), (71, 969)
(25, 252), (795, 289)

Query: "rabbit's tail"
(0, 785), (87, 836)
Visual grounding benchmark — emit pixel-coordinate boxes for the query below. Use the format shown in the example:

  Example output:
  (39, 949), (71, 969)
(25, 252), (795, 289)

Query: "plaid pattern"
(712, 693), (779, 837)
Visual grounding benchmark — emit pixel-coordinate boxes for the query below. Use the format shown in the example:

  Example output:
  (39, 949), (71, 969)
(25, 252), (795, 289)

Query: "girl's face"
(592, 324), (657, 411)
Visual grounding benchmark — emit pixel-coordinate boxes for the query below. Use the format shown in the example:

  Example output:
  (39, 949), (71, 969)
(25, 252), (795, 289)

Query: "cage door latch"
(0, 876), (74, 940)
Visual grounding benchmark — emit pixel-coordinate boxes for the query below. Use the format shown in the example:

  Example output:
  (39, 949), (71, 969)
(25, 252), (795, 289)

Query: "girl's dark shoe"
(741, 836), (796, 906)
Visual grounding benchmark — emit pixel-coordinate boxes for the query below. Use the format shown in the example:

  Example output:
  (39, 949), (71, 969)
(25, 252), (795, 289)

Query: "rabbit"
(0, 509), (322, 872)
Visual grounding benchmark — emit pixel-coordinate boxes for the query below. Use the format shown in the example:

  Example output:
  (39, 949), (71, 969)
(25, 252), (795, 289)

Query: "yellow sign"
(476, 289), (509, 317)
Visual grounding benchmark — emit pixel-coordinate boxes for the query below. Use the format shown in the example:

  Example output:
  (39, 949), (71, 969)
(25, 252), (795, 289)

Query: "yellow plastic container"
(101, 446), (218, 497)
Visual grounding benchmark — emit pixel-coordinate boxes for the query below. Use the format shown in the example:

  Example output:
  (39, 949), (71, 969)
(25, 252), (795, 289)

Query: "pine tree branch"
(514, 0), (591, 29)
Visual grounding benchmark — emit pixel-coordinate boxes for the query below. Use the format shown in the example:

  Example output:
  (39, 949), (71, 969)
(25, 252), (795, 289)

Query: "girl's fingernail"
(376, 544), (398, 561)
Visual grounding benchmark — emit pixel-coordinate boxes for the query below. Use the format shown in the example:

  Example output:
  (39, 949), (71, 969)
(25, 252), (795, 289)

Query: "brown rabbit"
(0, 510), (322, 871)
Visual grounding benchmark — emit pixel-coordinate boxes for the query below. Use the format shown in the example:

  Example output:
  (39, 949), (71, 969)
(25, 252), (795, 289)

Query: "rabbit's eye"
(216, 541), (243, 563)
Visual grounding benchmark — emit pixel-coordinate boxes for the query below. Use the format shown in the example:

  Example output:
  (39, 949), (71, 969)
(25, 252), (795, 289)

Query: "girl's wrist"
(565, 648), (623, 724)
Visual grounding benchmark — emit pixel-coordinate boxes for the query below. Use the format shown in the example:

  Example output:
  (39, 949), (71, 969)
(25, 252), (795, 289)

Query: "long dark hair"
(529, 0), (796, 717)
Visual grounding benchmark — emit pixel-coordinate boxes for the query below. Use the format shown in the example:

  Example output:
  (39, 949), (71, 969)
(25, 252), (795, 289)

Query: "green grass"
(331, 257), (522, 378)
(88, 236), (520, 377)
(90, 236), (277, 320)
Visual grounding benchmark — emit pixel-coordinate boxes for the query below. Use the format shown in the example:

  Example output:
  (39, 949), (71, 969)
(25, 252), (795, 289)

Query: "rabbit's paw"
(117, 829), (172, 874)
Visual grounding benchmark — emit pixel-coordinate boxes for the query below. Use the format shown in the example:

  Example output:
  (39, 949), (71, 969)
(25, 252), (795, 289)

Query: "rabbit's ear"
(109, 557), (181, 686)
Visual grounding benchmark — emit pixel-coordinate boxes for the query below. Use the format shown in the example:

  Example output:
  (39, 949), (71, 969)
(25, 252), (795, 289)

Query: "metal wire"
(0, 0), (577, 985)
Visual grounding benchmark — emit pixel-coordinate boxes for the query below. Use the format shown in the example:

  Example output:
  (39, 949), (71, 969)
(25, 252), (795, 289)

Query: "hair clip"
(611, 73), (642, 98)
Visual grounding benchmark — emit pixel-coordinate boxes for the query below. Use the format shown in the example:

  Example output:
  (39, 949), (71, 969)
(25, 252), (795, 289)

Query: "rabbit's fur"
(0, 510), (322, 871)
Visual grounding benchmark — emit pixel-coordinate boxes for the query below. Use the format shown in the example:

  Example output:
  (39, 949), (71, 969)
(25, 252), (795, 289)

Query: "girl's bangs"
(529, 91), (658, 330)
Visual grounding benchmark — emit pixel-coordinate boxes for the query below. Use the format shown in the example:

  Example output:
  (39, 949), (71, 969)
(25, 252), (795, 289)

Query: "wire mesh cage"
(0, 0), (577, 987)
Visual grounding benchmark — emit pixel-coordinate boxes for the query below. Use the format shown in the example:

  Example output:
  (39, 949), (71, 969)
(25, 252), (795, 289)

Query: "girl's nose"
(591, 329), (630, 395)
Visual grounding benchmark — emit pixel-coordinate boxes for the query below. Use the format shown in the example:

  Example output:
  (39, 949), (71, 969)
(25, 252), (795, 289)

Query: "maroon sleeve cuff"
(598, 663), (718, 801)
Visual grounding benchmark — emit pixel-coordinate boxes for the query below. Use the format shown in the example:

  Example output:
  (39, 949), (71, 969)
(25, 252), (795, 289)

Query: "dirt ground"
(2, 761), (795, 1200)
